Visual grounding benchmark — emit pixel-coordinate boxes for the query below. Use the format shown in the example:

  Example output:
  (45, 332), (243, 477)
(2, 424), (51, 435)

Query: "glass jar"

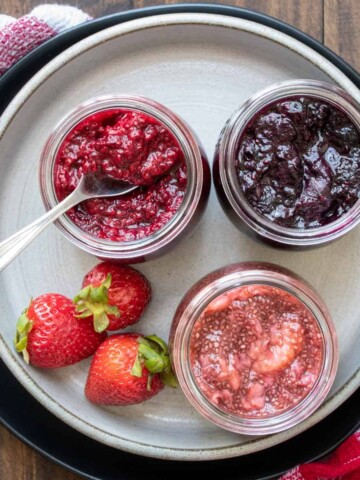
(170, 262), (338, 435)
(213, 80), (360, 248)
(40, 95), (210, 263)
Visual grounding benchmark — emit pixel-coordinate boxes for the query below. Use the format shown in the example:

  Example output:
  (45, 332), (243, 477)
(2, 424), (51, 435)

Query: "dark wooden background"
(0, 0), (359, 478)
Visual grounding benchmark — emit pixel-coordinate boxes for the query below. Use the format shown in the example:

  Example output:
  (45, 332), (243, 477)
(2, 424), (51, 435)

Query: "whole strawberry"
(85, 333), (177, 406)
(75, 262), (151, 333)
(15, 294), (106, 368)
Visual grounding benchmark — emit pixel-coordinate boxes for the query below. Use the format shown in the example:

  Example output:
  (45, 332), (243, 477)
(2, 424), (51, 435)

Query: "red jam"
(236, 96), (360, 228)
(189, 285), (323, 418)
(54, 109), (187, 241)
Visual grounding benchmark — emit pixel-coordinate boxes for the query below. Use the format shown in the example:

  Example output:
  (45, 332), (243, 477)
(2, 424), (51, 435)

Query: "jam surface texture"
(236, 96), (360, 228)
(190, 285), (323, 418)
(54, 109), (187, 242)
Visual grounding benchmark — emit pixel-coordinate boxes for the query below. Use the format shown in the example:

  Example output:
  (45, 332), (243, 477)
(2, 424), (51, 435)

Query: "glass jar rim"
(171, 262), (339, 435)
(218, 79), (360, 246)
(39, 94), (204, 260)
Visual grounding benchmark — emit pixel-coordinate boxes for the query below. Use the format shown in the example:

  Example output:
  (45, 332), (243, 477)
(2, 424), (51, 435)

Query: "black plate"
(0, 4), (359, 479)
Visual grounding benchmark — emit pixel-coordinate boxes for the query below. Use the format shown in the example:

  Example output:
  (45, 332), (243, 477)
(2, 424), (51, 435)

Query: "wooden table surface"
(0, 0), (359, 478)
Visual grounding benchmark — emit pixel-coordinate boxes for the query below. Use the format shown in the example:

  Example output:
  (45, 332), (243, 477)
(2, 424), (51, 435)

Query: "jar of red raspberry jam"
(170, 262), (338, 435)
(213, 80), (360, 248)
(40, 95), (210, 263)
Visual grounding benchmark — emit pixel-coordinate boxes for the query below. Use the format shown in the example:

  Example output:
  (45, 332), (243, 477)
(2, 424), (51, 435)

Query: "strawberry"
(14, 294), (106, 368)
(85, 333), (177, 406)
(74, 262), (151, 333)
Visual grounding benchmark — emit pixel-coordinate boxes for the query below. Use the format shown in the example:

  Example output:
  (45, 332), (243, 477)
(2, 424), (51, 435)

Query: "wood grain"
(0, 0), (358, 479)
(324, 0), (360, 72)
(0, 426), (79, 480)
(133, 0), (324, 40)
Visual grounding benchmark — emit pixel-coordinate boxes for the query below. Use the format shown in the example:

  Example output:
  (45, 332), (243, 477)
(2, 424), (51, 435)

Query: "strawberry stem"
(131, 335), (177, 389)
(131, 354), (143, 378)
(73, 274), (120, 333)
(14, 304), (33, 365)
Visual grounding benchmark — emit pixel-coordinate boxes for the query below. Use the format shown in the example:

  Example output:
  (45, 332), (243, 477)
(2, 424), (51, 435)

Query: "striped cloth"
(0, 4), (91, 76)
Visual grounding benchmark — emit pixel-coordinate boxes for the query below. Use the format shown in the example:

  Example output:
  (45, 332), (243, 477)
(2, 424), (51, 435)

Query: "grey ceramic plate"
(0, 12), (359, 461)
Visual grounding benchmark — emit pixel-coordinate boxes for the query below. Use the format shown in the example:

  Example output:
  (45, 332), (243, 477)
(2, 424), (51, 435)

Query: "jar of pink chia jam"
(170, 262), (338, 435)
(40, 95), (210, 263)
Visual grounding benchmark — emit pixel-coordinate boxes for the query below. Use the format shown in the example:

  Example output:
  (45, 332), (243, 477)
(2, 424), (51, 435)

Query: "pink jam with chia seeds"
(54, 109), (187, 242)
(189, 284), (324, 418)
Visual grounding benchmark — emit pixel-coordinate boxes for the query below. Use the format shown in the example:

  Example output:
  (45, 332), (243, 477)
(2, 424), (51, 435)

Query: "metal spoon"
(0, 172), (138, 272)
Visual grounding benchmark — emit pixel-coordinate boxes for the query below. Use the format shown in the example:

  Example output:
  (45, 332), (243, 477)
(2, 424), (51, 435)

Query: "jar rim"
(218, 79), (360, 246)
(171, 262), (339, 435)
(39, 94), (205, 260)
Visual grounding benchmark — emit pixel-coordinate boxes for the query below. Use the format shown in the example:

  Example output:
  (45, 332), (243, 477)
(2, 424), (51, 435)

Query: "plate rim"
(0, 3), (359, 470)
(2, 3), (360, 107)
(1, 358), (359, 480)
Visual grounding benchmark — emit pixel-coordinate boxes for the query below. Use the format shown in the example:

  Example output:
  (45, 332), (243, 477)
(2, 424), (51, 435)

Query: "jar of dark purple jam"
(213, 80), (360, 248)
(169, 262), (338, 435)
(40, 95), (210, 263)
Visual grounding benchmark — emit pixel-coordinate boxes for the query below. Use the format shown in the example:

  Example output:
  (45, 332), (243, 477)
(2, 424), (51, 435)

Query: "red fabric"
(0, 6), (359, 480)
(281, 431), (360, 479)
(0, 16), (56, 76)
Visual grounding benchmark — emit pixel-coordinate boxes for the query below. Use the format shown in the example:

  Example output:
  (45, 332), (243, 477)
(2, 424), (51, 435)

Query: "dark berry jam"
(189, 285), (323, 418)
(54, 109), (187, 241)
(236, 96), (360, 228)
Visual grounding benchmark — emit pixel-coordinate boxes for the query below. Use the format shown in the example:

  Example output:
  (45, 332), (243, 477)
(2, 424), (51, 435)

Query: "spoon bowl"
(78, 172), (138, 198)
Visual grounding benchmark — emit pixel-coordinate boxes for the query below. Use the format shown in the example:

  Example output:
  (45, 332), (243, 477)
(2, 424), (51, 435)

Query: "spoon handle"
(0, 189), (85, 272)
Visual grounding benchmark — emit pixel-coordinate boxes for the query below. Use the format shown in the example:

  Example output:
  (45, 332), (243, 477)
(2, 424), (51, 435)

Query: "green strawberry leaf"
(16, 310), (30, 333)
(14, 335), (27, 352)
(132, 334), (178, 389)
(14, 304), (33, 365)
(93, 312), (109, 333)
(22, 349), (30, 365)
(74, 285), (91, 302)
(161, 369), (178, 388)
(145, 334), (168, 353)
(131, 353), (143, 377)
(73, 274), (120, 333)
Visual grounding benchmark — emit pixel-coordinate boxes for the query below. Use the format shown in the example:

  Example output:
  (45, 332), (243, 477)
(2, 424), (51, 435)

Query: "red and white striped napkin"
(281, 431), (360, 479)
(0, 4), (91, 76)
(0, 4), (359, 479)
